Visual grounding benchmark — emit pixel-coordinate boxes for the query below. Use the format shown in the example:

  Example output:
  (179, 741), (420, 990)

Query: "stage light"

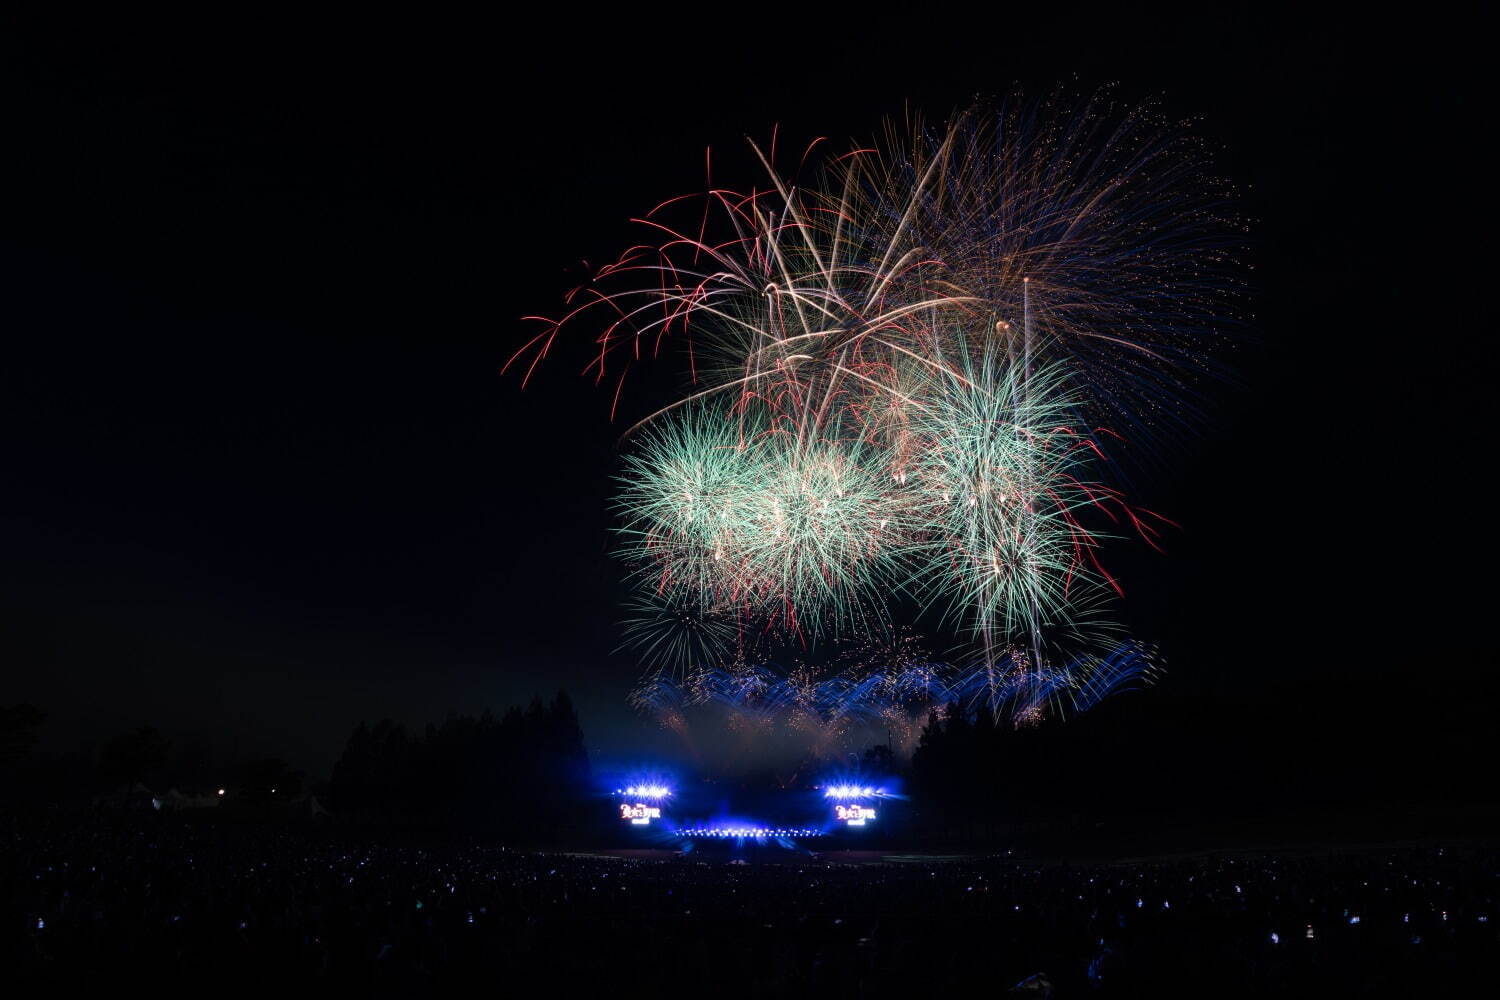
(622, 783), (671, 799)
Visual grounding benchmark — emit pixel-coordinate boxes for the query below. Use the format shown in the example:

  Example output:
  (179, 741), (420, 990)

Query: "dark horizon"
(2, 11), (1488, 789)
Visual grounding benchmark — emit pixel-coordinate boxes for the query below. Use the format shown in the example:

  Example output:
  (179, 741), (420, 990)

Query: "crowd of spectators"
(4, 812), (1494, 995)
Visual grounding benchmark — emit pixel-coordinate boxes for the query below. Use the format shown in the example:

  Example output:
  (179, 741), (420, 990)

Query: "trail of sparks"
(514, 90), (1241, 723)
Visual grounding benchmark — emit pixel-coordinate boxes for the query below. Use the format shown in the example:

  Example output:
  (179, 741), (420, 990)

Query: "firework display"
(511, 91), (1240, 732)
(629, 639), (1160, 757)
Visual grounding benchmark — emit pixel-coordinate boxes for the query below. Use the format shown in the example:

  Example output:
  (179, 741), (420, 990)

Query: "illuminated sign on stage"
(621, 803), (662, 825)
(834, 804), (876, 826)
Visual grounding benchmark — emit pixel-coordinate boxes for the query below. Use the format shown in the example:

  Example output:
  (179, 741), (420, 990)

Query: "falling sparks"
(515, 91), (1241, 718)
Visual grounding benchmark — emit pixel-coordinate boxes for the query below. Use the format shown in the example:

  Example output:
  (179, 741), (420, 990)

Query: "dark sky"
(1, 11), (1481, 777)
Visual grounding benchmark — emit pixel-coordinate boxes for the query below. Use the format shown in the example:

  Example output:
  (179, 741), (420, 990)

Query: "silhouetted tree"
(1, 703), (46, 765)
(328, 691), (591, 835)
(862, 742), (895, 771)
(99, 726), (170, 796)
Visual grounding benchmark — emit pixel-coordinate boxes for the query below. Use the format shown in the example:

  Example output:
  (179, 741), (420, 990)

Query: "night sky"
(2, 12), (1483, 779)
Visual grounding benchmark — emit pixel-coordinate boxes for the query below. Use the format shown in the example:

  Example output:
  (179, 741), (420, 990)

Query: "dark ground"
(6, 813), (1496, 996)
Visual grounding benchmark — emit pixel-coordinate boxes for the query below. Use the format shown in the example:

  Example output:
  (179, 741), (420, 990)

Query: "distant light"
(217, 789), (225, 796)
(1348, 915), (1360, 925)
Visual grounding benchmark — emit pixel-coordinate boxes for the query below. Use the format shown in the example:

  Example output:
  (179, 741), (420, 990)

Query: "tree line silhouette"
(329, 691), (590, 835)
(3, 704), (306, 807)
(905, 668), (1500, 844)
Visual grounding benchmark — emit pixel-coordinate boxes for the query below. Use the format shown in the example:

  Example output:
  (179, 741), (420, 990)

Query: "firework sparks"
(516, 91), (1239, 724)
(629, 640), (1161, 755)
